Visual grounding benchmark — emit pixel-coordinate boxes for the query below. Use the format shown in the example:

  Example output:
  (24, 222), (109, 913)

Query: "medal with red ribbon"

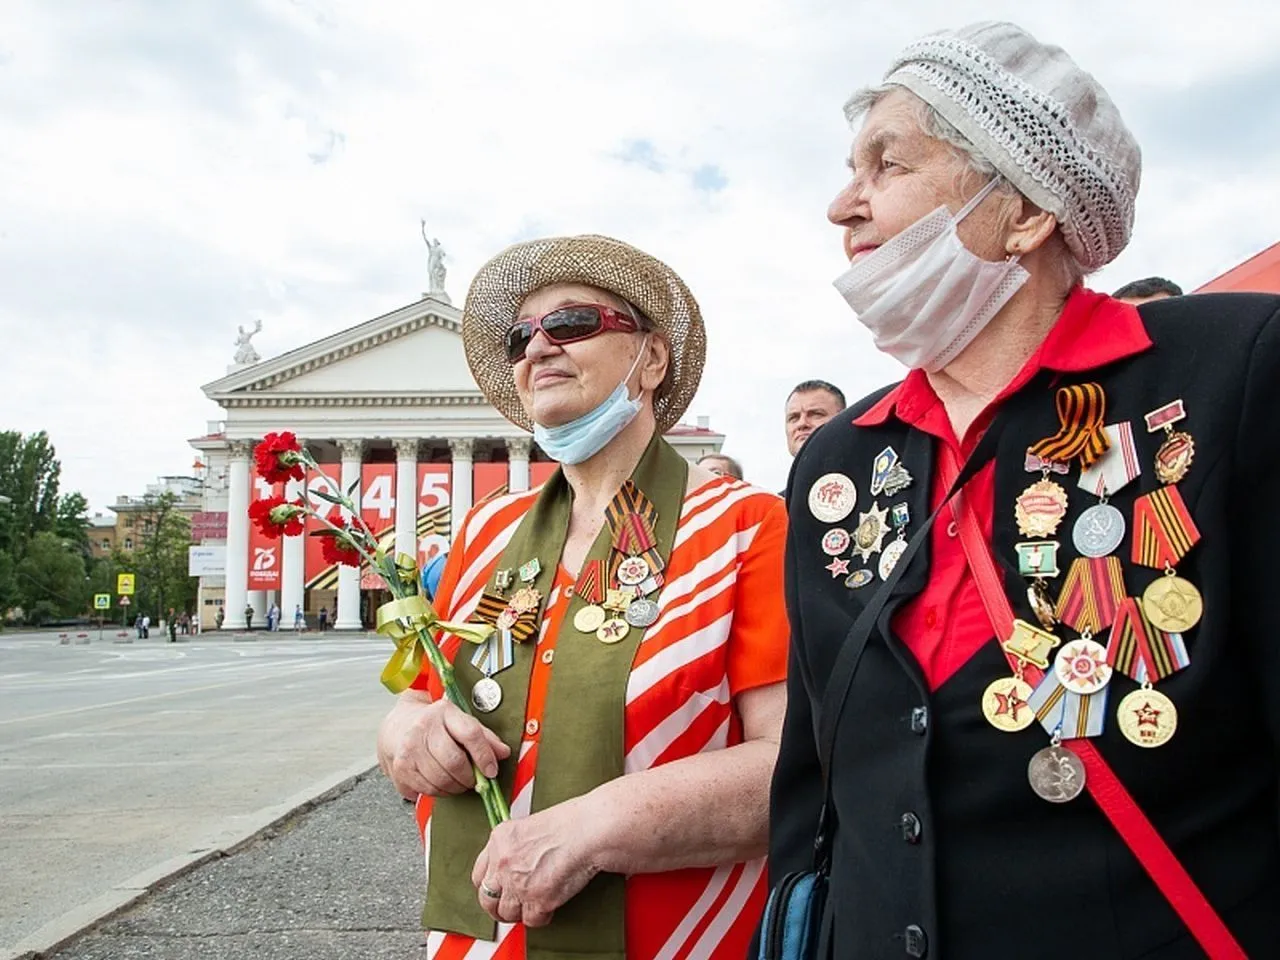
(1106, 597), (1190, 685)
(1131, 486), (1201, 569)
(1028, 382), (1112, 470)
(1054, 555), (1126, 634)
(575, 559), (607, 606)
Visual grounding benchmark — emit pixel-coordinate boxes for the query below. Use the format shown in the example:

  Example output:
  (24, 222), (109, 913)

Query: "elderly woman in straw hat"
(378, 235), (788, 958)
(771, 20), (1280, 959)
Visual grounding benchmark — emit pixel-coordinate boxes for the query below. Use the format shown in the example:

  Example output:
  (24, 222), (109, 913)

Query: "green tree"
(15, 531), (89, 624)
(0, 430), (62, 559)
(55, 491), (91, 559)
(128, 492), (196, 622)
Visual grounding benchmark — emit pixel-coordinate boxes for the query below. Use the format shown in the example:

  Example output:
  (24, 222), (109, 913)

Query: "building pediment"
(202, 295), (474, 403)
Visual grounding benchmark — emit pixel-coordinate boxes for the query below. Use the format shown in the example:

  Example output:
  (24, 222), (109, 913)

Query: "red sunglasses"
(504, 303), (639, 363)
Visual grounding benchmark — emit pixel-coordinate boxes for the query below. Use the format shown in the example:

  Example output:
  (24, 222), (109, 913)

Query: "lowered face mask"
(532, 337), (649, 465)
(833, 177), (1029, 372)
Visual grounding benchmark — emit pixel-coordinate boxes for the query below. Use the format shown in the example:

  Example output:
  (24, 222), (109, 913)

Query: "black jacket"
(769, 293), (1280, 959)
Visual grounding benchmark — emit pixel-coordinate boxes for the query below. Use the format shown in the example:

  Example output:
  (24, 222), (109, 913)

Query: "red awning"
(1196, 241), (1280, 293)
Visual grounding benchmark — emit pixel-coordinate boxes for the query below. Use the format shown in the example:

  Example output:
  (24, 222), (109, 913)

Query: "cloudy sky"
(3, 0), (1278, 512)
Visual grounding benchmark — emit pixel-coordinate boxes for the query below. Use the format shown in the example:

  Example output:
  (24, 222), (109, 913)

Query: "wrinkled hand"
(471, 798), (602, 927)
(381, 696), (510, 799)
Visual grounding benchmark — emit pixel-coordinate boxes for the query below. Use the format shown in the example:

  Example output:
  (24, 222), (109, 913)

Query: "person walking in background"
(317, 606), (328, 632)
(293, 604), (306, 632)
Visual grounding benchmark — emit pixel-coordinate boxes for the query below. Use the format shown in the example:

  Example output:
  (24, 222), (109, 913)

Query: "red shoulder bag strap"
(938, 444), (1247, 960)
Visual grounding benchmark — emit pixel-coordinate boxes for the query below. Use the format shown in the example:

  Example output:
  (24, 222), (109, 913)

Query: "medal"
(1028, 382), (1112, 469)
(878, 538), (907, 580)
(821, 528), (851, 556)
(808, 473), (857, 523)
(1145, 399), (1195, 484)
(845, 568), (875, 589)
(1116, 688), (1178, 748)
(1055, 556), (1126, 635)
(1072, 503), (1126, 558)
(1027, 580), (1057, 630)
(1016, 541), (1060, 578)
(496, 607), (518, 631)
(495, 569), (514, 593)
(1053, 637), (1112, 694)
(1015, 479), (1069, 537)
(882, 463), (913, 497)
(981, 676), (1035, 732)
(1077, 422), (1141, 498)
(1002, 619), (1061, 670)
(825, 556), (851, 579)
(596, 617), (630, 644)
(625, 597), (660, 629)
(869, 447), (898, 497)
(508, 587), (541, 615)
(471, 677), (503, 713)
(851, 501), (889, 562)
(616, 555), (650, 586)
(635, 573), (663, 597)
(1027, 743), (1087, 803)
(573, 604), (607, 634)
(518, 558), (542, 583)
(1142, 573), (1203, 633)
(604, 587), (636, 612)
(890, 502), (910, 529)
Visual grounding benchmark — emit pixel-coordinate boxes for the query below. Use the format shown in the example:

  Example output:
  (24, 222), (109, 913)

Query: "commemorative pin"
(808, 473), (857, 523)
(851, 502), (890, 562)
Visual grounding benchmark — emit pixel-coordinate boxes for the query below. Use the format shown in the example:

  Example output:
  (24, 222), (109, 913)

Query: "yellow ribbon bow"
(375, 594), (495, 694)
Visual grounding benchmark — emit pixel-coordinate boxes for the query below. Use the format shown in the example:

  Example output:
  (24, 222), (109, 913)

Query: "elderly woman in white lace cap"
(768, 20), (1280, 959)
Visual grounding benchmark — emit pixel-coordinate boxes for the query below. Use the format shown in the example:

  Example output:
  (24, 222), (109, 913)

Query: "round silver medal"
(471, 677), (503, 714)
(625, 597), (660, 629)
(878, 538), (907, 580)
(1027, 744), (1086, 803)
(1072, 503), (1126, 558)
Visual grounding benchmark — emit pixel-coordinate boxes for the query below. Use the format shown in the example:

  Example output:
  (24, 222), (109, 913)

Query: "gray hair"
(845, 84), (1086, 285)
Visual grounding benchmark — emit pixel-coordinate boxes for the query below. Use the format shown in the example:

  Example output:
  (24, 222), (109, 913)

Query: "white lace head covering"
(879, 21), (1141, 271)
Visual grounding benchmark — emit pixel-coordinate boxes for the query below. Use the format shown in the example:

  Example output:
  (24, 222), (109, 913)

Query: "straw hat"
(462, 234), (706, 433)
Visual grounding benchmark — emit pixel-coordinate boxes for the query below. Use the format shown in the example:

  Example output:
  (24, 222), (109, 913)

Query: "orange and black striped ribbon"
(605, 480), (665, 576)
(1106, 598), (1190, 683)
(1028, 383), (1111, 469)
(1131, 486), (1201, 569)
(472, 590), (539, 642)
(576, 560), (607, 605)
(1054, 556), (1126, 634)
(473, 592), (507, 625)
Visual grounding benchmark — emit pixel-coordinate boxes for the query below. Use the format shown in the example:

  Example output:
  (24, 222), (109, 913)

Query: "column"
(506, 436), (532, 493)
(280, 469), (307, 628)
(394, 438), (419, 564)
(335, 439), (364, 631)
(221, 441), (252, 630)
(449, 438), (474, 541)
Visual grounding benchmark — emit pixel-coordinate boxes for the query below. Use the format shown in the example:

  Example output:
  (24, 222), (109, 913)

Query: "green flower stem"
(294, 450), (510, 827)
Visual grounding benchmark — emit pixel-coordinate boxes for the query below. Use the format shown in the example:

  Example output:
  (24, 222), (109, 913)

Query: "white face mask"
(833, 178), (1030, 372)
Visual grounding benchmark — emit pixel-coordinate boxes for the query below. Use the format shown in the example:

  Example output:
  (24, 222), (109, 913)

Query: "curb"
(0, 757), (381, 960)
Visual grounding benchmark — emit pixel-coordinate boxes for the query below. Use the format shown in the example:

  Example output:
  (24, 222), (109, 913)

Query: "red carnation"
(255, 431), (305, 483)
(320, 532), (363, 568)
(249, 496), (306, 538)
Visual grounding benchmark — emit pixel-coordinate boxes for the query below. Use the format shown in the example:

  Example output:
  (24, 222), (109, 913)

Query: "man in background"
(1113, 276), (1182, 304)
(697, 453), (744, 479)
(784, 379), (846, 457)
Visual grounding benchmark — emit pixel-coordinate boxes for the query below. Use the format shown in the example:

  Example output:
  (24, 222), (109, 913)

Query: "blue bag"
(757, 870), (827, 960)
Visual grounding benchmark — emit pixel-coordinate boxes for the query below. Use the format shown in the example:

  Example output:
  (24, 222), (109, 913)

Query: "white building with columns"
(191, 292), (725, 631)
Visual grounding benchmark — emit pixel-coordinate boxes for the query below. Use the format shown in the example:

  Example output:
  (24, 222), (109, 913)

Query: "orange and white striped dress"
(413, 474), (788, 960)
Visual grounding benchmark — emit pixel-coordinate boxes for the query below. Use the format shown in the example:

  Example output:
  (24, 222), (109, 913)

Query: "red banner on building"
(247, 465), (283, 590)
(417, 464), (452, 568)
(531, 462), (557, 487)
(473, 463), (508, 506)
(358, 463), (397, 589)
(304, 463), (343, 590)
